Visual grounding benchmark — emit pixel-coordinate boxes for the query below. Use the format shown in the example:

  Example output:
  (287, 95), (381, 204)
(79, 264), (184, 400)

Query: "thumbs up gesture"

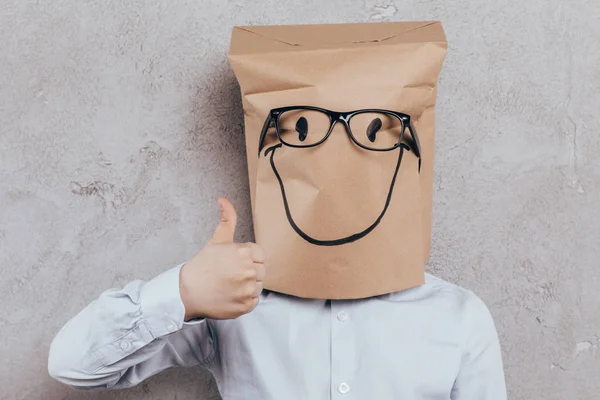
(179, 198), (267, 320)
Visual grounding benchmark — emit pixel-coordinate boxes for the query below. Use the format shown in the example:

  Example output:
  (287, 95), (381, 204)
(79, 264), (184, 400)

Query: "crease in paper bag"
(235, 21), (438, 47)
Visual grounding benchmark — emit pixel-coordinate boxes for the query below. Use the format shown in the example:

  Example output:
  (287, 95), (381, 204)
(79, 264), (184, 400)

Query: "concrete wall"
(1, 1), (599, 399)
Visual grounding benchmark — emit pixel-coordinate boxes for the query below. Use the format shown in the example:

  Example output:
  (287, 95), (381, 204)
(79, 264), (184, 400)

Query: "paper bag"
(228, 21), (447, 299)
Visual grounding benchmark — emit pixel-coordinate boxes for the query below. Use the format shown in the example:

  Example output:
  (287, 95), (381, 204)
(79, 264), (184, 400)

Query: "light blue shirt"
(48, 264), (507, 399)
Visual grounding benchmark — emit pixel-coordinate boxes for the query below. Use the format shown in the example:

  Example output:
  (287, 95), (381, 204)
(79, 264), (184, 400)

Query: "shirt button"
(166, 323), (177, 332)
(337, 311), (349, 322)
(338, 382), (350, 394)
(119, 340), (131, 351)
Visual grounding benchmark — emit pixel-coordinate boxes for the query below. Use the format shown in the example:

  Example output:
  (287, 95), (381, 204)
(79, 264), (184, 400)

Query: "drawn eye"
(366, 118), (382, 143)
(295, 117), (308, 142)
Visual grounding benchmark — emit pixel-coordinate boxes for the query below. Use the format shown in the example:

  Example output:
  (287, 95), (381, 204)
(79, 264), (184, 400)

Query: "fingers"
(247, 297), (259, 312)
(238, 242), (266, 264)
(253, 281), (264, 297)
(209, 197), (238, 245)
(236, 244), (266, 285)
(254, 262), (266, 282)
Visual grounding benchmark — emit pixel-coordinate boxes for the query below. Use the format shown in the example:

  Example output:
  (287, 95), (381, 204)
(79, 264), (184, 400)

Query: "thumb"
(209, 197), (237, 244)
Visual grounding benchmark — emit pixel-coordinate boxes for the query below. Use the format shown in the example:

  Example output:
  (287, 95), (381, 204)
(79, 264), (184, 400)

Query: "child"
(49, 197), (507, 399)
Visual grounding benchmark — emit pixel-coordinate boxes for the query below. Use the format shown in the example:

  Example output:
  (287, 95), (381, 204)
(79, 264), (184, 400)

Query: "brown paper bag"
(228, 21), (447, 299)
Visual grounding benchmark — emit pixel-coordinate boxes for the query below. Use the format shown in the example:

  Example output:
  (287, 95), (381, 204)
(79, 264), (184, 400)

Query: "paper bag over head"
(228, 21), (447, 299)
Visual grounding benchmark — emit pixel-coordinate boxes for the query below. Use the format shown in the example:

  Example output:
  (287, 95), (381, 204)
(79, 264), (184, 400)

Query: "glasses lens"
(349, 112), (404, 150)
(277, 109), (331, 147)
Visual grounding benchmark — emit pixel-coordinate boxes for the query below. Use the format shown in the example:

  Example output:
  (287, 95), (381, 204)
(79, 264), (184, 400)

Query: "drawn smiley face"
(258, 106), (421, 246)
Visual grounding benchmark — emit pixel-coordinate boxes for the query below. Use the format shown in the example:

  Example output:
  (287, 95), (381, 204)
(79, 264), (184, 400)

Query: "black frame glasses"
(258, 105), (421, 161)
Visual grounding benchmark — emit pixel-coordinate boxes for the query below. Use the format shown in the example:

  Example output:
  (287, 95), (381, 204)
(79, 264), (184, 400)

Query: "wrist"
(179, 263), (196, 321)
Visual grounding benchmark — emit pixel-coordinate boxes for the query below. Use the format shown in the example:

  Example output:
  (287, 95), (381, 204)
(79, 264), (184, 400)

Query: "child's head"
(229, 21), (447, 299)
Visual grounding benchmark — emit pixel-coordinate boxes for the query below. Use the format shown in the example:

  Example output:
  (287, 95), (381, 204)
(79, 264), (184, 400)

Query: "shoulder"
(385, 272), (480, 303)
(385, 273), (496, 329)
(425, 274), (499, 346)
(430, 273), (494, 318)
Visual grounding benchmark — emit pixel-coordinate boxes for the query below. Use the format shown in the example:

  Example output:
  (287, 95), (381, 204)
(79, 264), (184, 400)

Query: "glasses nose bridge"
(329, 112), (352, 137)
(336, 112), (350, 124)
(328, 120), (352, 144)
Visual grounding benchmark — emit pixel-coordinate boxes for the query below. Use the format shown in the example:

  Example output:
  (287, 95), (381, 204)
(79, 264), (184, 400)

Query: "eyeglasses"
(258, 106), (421, 167)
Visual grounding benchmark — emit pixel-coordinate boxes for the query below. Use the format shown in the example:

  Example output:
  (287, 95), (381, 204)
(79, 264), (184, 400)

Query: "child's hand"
(179, 197), (267, 320)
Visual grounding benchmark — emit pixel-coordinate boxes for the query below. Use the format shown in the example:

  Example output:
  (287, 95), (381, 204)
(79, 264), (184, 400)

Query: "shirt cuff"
(140, 263), (188, 339)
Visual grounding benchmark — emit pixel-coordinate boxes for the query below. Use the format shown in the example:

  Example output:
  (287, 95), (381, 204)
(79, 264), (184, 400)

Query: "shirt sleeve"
(48, 263), (216, 390)
(451, 291), (507, 400)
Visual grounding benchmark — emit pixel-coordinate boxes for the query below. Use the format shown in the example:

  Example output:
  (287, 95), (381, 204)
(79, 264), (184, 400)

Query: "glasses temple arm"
(258, 115), (273, 157)
(402, 121), (422, 172)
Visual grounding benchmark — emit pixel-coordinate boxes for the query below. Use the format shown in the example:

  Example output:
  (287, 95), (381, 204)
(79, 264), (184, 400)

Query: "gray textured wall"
(1, 1), (599, 399)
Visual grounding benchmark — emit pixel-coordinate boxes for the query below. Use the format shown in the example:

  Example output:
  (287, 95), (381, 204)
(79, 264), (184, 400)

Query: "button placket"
(331, 300), (355, 397)
(337, 311), (349, 322)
